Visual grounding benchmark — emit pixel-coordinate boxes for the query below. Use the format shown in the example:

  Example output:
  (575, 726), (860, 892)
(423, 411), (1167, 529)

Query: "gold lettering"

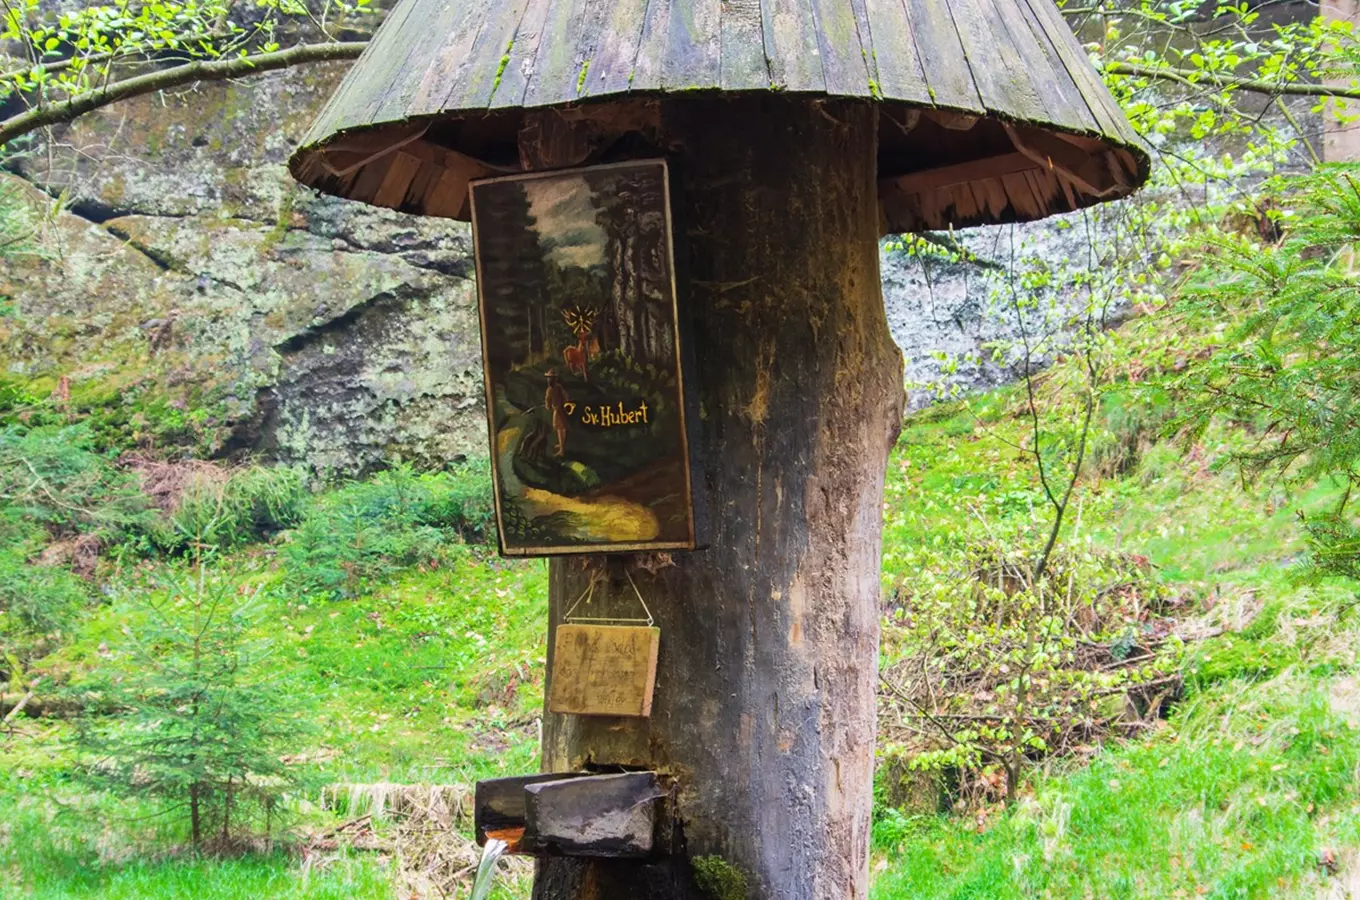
(583, 400), (652, 429)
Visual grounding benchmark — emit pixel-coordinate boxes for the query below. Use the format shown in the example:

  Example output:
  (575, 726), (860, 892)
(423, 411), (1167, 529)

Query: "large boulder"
(1, 63), (485, 473)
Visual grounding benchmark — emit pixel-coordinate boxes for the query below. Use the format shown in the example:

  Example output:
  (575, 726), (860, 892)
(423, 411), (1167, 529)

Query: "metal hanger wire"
(562, 567), (654, 627)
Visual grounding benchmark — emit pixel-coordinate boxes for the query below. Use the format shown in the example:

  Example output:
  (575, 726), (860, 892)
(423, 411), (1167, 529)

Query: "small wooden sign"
(549, 624), (660, 718)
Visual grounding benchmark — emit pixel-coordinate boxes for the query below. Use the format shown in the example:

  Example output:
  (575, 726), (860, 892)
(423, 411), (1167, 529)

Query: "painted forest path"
(496, 419), (660, 543)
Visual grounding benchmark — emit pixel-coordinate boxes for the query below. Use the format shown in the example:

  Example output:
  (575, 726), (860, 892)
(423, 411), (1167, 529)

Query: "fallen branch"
(3, 690), (32, 724)
(0, 691), (115, 719)
(305, 814), (388, 853)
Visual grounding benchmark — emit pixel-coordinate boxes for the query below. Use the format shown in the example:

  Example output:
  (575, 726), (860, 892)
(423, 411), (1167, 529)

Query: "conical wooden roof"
(290, 0), (1148, 233)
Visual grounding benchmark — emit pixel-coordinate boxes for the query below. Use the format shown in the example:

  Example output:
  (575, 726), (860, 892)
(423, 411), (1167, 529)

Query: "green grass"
(10, 402), (1356, 898)
(872, 357), (1360, 897)
(8, 318), (1360, 897)
(280, 549), (547, 784)
(0, 766), (396, 900)
(30, 546), (548, 786)
(1, 850), (395, 900)
(0, 476), (543, 895)
(872, 676), (1360, 899)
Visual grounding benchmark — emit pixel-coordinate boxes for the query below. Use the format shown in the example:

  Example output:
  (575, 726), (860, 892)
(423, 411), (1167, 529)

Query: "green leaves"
(283, 462), (494, 600)
(0, 0), (370, 112)
(881, 536), (1180, 802)
(0, 423), (153, 545)
(1176, 165), (1360, 589)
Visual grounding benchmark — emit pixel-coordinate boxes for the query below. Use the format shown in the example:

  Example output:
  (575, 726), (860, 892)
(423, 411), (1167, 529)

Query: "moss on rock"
(691, 855), (748, 900)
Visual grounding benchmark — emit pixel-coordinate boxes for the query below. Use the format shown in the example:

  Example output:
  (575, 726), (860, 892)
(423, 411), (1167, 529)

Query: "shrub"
(0, 375), (44, 422)
(1087, 387), (1177, 479)
(413, 461), (495, 539)
(691, 856), (748, 900)
(0, 547), (87, 636)
(1181, 167), (1360, 596)
(880, 540), (1182, 806)
(159, 464), (308, 552)
(0, 423), (151, 544)
(285, 498), (443, 600)
(0, 526), (88, 668)
(283, 462), (494, 599)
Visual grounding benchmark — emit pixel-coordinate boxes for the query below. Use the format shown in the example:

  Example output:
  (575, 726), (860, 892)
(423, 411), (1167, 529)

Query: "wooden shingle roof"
(290, 0), (1148, 232)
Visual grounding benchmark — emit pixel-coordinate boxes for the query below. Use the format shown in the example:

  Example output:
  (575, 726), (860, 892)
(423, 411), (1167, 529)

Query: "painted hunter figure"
(469, 160), (699, 555)
(544, 369), (569, 457)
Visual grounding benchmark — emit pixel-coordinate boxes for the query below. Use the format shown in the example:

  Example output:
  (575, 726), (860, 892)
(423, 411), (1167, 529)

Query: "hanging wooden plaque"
(548, 624), (660, 718)
(468, 159), (703, 557)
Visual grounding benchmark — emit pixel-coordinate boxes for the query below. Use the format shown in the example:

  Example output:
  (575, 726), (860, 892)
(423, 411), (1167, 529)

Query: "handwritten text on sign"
(562, 400), (651, 429)
(549, 624), (660, 718)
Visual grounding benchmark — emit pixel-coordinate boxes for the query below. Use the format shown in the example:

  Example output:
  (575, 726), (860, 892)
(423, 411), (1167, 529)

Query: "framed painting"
(469, 159), (701, 556)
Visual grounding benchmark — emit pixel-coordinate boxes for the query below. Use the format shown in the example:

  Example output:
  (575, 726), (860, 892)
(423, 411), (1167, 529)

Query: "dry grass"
(119, 453), (232, 513)
(316, 782), (531, 897)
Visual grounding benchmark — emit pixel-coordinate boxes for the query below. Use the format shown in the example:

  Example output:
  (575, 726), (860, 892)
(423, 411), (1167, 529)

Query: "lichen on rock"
(2, 65), (485, 474)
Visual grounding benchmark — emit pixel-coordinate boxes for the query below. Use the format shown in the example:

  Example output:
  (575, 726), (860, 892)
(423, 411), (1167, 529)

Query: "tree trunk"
(223, 776), (232, 844)
(533, 96), (903, 900)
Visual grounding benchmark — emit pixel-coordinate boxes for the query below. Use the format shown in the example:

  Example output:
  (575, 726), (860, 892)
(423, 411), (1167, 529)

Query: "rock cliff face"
(882, 218), (1118, 408)
(0, 59), (1089, 472)
(1, 63), (486, 473)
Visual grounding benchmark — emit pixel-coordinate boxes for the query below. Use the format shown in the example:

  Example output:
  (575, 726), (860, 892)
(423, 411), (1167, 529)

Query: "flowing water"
(470, 838), (510, 900)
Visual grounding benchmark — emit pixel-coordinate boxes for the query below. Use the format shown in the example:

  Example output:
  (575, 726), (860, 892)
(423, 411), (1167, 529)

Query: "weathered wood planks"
(290, 0), (1150, 234)
(474, 772), (665, 858)
(548, 625), (660, 718)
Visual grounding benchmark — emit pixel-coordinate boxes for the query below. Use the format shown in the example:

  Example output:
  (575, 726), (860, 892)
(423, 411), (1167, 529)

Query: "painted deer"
(560, 305), (599, 380)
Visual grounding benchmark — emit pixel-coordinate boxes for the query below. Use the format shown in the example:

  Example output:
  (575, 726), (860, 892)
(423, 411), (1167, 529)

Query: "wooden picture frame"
(469, 159), (702, 556)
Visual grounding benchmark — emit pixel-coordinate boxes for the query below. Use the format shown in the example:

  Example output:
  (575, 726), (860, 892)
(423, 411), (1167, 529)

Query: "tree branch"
(3, 36), (1355, 152)
(1104, 59), (1360, 100)
(3, 690), (32, 724)
(0, 40), (367, 148)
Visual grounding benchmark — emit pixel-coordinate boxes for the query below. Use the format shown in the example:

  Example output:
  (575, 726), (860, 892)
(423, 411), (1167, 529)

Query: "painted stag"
(560, 305), (599, 380)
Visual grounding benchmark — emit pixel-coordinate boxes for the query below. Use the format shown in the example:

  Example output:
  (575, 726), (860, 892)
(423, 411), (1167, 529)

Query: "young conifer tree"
(76, 553), (308, 848)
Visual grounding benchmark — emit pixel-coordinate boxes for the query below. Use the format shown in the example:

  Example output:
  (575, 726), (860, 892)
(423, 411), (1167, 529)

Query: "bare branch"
(0, 41), (366, 148)
(1105, 60), (1360, 100)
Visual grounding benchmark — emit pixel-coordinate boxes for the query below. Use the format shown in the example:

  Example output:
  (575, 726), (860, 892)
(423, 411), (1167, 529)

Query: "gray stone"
(1, 64), (485, 474)
(881, 216), (1115, 410)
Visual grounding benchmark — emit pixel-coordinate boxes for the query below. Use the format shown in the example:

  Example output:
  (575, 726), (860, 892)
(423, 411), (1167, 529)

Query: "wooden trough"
(475, 772), (666, 859)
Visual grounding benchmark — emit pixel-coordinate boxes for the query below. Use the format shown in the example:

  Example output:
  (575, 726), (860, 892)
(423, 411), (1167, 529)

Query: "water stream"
(470, 838), (509, 900)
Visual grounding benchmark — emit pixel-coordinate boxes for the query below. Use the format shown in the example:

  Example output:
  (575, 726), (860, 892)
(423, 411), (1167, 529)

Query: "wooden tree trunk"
(534, 96), (904, 900)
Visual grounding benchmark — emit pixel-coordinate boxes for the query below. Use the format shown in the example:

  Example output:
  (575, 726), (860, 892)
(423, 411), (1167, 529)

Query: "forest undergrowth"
(3, 283), (1360, 898)
(872, 377), (1360, 899)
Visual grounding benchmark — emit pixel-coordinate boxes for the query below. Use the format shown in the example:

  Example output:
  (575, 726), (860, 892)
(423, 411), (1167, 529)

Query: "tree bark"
(533, 96), (904, 899)
(190, 782), (202, 847)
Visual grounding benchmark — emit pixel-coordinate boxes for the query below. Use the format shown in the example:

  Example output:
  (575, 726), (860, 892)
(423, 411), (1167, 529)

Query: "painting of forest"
(469, 160), (697, 555)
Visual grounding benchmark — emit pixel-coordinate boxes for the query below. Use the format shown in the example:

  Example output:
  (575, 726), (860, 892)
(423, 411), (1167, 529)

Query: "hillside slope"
(3, 307), (1359, 898)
